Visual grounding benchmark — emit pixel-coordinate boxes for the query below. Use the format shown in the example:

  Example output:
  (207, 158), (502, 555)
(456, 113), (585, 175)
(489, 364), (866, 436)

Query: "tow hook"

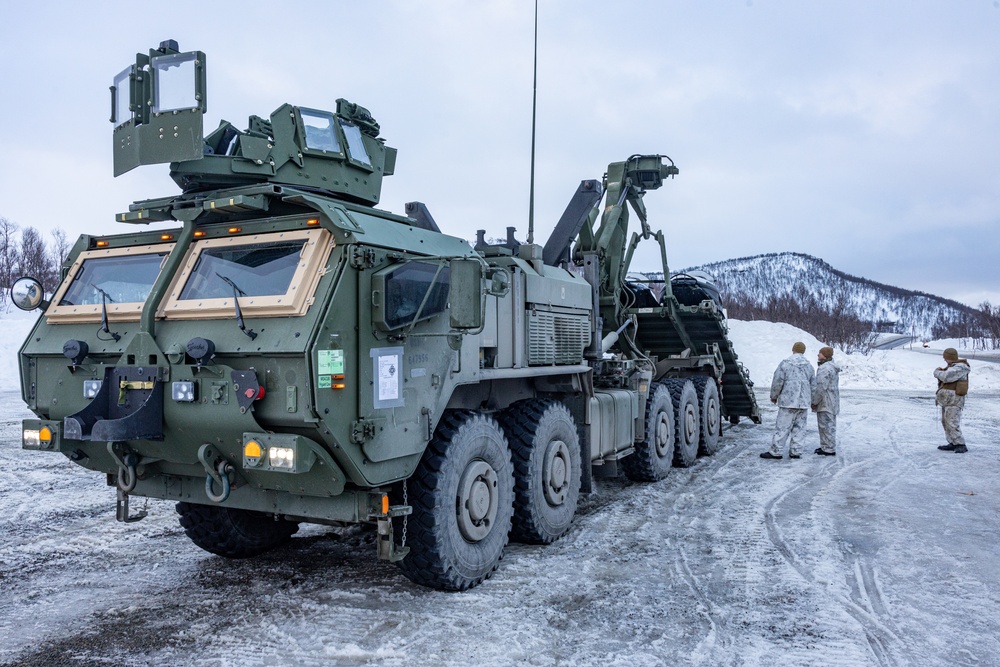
(117, 453), (140, 492)
(197, 443), (237, 503)
(205, 459), (234, 503)
(108, 443), (140, 493)
(108, 443), (147, 522)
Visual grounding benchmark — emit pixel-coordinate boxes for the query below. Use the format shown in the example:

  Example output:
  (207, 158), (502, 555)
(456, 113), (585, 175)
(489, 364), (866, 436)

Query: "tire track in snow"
(763, 452), (913, 667)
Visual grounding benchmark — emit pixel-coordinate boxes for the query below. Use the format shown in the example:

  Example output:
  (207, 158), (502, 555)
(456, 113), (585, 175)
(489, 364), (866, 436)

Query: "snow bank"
(726, 319), (1000, 391)
(0, 308), (37, 390)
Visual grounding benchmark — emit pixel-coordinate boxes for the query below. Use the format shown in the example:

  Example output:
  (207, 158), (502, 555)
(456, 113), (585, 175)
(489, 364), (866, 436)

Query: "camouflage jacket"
(934, 360), (970, 408)
(811, 360), (841, 415)
(770, 353), (815, 409)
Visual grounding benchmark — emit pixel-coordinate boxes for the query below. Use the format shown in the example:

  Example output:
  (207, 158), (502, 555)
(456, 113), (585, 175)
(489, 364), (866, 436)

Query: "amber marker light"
(160, 233), (174, 241)
(381, 494), (390, 515)
(39, 427), (52, 444)
(228, 227), (242, 234)
(333, 383), (346, 390)
(193, 230), (207, 238)
(243, 439), (264, 467)
(95, 240), (110, 247)
(306, 218), (320, 226)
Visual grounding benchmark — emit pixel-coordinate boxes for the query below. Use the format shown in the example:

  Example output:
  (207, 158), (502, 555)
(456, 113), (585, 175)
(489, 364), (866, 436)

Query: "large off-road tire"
(397, 410), (514, 591)
(176, 502), (299, 558)
(622, 383), (675, 482)
(690, 376), (722, 456)
(665, 379), (700, 467)
(498, 399), (581, 544)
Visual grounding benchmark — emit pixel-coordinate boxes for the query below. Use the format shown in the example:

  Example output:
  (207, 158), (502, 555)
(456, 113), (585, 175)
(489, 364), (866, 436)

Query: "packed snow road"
(1, 388), (998, 667)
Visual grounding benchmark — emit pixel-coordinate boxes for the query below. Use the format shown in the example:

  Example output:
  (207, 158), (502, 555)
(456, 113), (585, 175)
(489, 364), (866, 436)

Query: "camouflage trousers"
(816, 411), (837, 453)
(941, 405), (965, 446)
(769, 407), (808, 457)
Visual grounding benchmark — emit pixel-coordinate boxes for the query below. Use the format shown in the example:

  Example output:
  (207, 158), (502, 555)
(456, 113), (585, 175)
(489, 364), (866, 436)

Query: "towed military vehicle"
(12, 41), (759, 590)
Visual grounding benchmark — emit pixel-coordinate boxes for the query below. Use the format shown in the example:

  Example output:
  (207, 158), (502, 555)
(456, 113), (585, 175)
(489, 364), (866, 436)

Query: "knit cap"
(943, 348), (959, 362)
(819, 346), (834, 360)
(792, 342), (806, 354)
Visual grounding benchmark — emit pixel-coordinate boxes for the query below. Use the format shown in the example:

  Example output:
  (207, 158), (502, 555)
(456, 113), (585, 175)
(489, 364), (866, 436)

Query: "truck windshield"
(59, 253), (167, 306)
(178, 240), (305, 300)
(159, 228), (332, 320)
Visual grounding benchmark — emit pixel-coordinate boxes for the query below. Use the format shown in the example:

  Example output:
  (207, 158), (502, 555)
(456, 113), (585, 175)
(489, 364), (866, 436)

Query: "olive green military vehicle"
(12, 41), (759, 591)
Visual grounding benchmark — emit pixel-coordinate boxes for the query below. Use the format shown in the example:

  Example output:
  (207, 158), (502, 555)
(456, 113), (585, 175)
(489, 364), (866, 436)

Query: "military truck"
(11, 41), (759, 591)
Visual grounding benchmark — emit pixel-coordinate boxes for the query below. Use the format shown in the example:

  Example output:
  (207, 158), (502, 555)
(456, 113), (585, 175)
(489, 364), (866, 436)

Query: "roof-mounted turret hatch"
(111, 40), (207, 176)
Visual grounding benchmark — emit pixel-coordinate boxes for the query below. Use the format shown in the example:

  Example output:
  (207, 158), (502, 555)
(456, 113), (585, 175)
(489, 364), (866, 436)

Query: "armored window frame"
(111, 65), (133, 127)
(150, 52), (201, 114)
(158, 228), (334, 320)
(341, 122), (372, 168)
(295, 107), (345, 158)
(45, 244), (174, 323)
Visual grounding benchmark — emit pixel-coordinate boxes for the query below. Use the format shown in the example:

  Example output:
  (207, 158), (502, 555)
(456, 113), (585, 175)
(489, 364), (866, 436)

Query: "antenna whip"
(527, 0), (539, 244)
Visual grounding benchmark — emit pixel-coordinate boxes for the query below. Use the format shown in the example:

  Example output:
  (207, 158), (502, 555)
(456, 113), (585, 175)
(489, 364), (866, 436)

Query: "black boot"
(815, 448), (836, 456)
(759, 452), (782, 460)
(953, 445), (968, 453)
(938, 444), (957, 451)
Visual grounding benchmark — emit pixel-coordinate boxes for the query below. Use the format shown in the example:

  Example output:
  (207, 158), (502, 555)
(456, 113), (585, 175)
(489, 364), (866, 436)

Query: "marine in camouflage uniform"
(761, 342), (815, 460)
(811, 346), (840, 456)
(934, 347), (971, 453)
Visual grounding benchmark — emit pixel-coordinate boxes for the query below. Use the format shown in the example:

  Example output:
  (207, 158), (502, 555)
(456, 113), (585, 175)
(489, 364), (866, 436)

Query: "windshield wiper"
(92, 284), (121, 342)
(216, 273), (257, 340)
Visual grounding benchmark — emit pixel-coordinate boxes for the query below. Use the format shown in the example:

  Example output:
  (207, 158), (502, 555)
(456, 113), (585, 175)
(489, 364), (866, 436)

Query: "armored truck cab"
(13, 41), (759, 591)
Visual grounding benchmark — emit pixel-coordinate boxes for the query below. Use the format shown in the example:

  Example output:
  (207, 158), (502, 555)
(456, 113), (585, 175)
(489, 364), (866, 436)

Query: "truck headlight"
(23, 427), (52, 450)
(242, 433), (316, 473)
(172, 381), (197, 402)
(84, 380), (102, 399)
(268, 446), (295, 469)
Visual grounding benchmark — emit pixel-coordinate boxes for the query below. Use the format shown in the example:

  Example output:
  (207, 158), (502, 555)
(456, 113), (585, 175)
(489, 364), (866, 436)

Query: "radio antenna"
(526, 0), (539, 245)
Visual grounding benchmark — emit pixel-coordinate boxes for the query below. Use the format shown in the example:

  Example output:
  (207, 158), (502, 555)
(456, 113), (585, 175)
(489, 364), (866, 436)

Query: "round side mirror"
(10, 277), (44, 311)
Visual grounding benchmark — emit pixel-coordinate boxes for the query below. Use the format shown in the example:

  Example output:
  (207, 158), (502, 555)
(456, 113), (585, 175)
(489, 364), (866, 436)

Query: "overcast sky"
(1, 1), (997, 307)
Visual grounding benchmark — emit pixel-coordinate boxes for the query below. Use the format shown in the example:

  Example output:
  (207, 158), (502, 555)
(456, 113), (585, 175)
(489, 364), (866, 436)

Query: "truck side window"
(341, 122), (371, 166)
(381, 262), (450, 330)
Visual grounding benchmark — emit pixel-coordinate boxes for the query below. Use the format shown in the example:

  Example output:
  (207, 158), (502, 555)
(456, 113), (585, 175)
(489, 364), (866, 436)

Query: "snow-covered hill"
(677, 251), (980, 340)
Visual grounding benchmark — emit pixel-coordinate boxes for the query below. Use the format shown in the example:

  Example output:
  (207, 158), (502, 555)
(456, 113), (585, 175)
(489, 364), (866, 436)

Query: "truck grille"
(527, 311), (590, 365)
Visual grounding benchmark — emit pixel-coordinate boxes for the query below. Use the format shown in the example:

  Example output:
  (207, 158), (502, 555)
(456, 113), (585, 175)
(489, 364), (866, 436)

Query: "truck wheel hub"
(457, 460), (498, 542)
(654, 413), (671, 457)
(543, 439), (570, 506)
(706, 397), (720, 435)
(683, 405), (698, 442)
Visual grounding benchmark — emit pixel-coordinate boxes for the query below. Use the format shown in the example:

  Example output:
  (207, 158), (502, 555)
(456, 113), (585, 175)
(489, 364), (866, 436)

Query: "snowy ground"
(1, 311), (999, 666)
